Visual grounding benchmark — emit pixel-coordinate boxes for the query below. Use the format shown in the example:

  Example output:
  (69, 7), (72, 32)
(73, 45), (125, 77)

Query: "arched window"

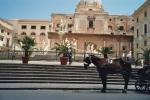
(31, 32), (36, 36)
(21, 32), (26, 35)
(40, 33), (46, 36)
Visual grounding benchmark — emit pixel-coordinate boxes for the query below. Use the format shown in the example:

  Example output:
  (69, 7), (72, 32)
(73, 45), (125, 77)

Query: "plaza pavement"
(0, 60), (142, 91)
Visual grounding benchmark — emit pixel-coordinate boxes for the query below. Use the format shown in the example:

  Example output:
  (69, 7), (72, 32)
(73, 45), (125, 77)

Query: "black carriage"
(135, 65), (150, 93)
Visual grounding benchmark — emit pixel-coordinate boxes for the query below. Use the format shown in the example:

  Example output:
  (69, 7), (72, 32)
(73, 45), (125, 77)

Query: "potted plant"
(52, 42), (69, 65)
(97, 47), (113, 58)
(16, 36), (36, 64)
(138, 48), (150, 67)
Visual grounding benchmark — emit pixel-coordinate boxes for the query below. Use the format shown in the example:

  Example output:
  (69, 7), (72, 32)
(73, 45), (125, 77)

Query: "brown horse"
(83, 55), (132, 93)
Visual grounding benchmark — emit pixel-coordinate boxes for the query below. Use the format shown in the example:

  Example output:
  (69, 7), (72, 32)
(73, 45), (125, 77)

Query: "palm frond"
(51, 42), (68, 57)
(137, 48), (150, 60)
(97, 47), (113, 54)
(16, 36), (36, 57)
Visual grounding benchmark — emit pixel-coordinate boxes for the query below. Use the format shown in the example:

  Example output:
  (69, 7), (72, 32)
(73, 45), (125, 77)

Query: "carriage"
(83, 54), (150, 93)
(135, 65), (150, 93)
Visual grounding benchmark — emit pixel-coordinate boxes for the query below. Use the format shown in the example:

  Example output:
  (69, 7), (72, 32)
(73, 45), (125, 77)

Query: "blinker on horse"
(83, 55), (132, 93)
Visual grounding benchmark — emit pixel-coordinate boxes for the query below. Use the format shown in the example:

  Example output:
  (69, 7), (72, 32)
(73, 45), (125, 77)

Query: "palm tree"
(97, 47), (113, 58)
(52, 42), (68, 57)
(138, 48), (150, 64)
(52, 42), (69, 65)
(16, 36), (36, 63)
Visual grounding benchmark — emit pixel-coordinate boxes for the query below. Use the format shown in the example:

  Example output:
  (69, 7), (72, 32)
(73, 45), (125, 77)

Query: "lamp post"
(84, 42), (87, 59)
(12, 33), (17, 60)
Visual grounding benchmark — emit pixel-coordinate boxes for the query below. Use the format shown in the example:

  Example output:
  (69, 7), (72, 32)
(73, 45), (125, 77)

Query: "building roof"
(0, 18), (13, 26)
(8, 19), (49, 23)
(133, 0), (150, 16)
(0, 18), (13, 31)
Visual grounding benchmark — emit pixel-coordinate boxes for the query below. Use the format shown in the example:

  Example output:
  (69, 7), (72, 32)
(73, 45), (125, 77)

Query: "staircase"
(0, 63), (138, 90)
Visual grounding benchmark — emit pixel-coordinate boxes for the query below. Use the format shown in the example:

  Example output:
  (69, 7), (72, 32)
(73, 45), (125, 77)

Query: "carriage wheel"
(148, 81), (150, 93)
(135, 80), (147, 92)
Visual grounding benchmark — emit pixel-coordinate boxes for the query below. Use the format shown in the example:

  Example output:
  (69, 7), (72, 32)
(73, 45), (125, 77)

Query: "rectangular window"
(21, 25), (27, 29)
(144, 41), (147, 46)
(31, 26), (36, 29)
(136, 43), (139, 48)
(144, 24), (147, 35)
(1, 29), (4, 33)
(118, 26), (124, 31)
(122, 46), (126, 51)
(89, 20), (94, 28)
(137, 17), (139, 23)
(6, 38), (10, 47)
(68, 24), (73, 28)
(108, 25), (113, 31)
(0, 36), (4, 41)
(137, 29), (139, 38)
(7, 32), (10, 35)
(57, 24), (60, 28)
(144, 11), (147, 18)
(41, 26), (46, 29)
(131, 26), (134, 31)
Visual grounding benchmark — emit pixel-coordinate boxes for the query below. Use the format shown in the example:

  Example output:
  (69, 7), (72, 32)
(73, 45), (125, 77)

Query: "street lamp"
(12, 33), (17, 60)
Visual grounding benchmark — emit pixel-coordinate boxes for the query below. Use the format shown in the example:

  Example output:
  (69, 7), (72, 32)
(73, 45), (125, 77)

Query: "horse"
(83, 55), (132, 93)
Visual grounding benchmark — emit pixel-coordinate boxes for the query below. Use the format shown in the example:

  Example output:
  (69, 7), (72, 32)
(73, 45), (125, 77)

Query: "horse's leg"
(122, 72), (130, 93)
(100, 73), (107, 93)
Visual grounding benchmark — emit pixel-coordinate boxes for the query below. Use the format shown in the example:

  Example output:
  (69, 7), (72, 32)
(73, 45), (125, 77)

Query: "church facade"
(49, 0), (134, 57)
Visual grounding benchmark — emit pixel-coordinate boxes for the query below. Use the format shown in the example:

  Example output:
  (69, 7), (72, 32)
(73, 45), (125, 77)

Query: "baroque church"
(49, 0), (134, 57)
(0, 0), (135, 58)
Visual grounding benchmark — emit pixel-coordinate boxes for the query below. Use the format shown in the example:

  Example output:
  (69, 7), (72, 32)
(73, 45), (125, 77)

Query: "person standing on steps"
(68, 46), (72, 65)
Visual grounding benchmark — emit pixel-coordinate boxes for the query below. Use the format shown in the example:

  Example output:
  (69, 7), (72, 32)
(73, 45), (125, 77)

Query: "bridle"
(84, 55), (93, 66)
(89, 55), (93, 63)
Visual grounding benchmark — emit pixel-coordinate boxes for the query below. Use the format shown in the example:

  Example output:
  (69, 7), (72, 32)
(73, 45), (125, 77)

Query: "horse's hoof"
(101, 90), (106, 93)
(122, 90), (127, 93)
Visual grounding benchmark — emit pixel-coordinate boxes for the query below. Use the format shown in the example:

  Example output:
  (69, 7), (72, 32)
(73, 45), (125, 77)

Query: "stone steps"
(0, 80), (136, 85)
(0, 64), (138, 87)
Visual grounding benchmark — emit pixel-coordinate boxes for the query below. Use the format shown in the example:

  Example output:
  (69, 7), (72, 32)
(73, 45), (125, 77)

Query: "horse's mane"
(94, 55), (101, 60)
(92, 55), (123, 65)
(91, 55), (106, 62)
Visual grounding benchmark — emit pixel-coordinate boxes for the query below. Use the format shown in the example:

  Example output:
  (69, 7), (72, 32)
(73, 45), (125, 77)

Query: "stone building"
(8, 19), (50, 51)
(0, 18), (14, 50)
(3, 0), (135, 58)
(133, 0), (150, 59)
(49, 0), (134, 57)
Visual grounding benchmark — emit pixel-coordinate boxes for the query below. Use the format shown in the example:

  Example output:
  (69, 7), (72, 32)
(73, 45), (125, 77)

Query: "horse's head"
(118, 57), (127, 65)
(83, 55), (93, 69)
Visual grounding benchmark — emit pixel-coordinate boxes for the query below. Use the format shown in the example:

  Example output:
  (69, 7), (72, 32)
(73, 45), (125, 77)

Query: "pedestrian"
(126, 51), (132, 63)
(68, 47), (72, 64)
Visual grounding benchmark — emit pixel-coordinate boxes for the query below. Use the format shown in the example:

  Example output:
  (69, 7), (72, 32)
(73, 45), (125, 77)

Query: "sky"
(0, 0), (146, 20)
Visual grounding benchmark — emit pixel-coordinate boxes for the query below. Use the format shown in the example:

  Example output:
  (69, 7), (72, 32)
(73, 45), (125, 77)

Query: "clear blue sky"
(0, 0), (145, 20)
